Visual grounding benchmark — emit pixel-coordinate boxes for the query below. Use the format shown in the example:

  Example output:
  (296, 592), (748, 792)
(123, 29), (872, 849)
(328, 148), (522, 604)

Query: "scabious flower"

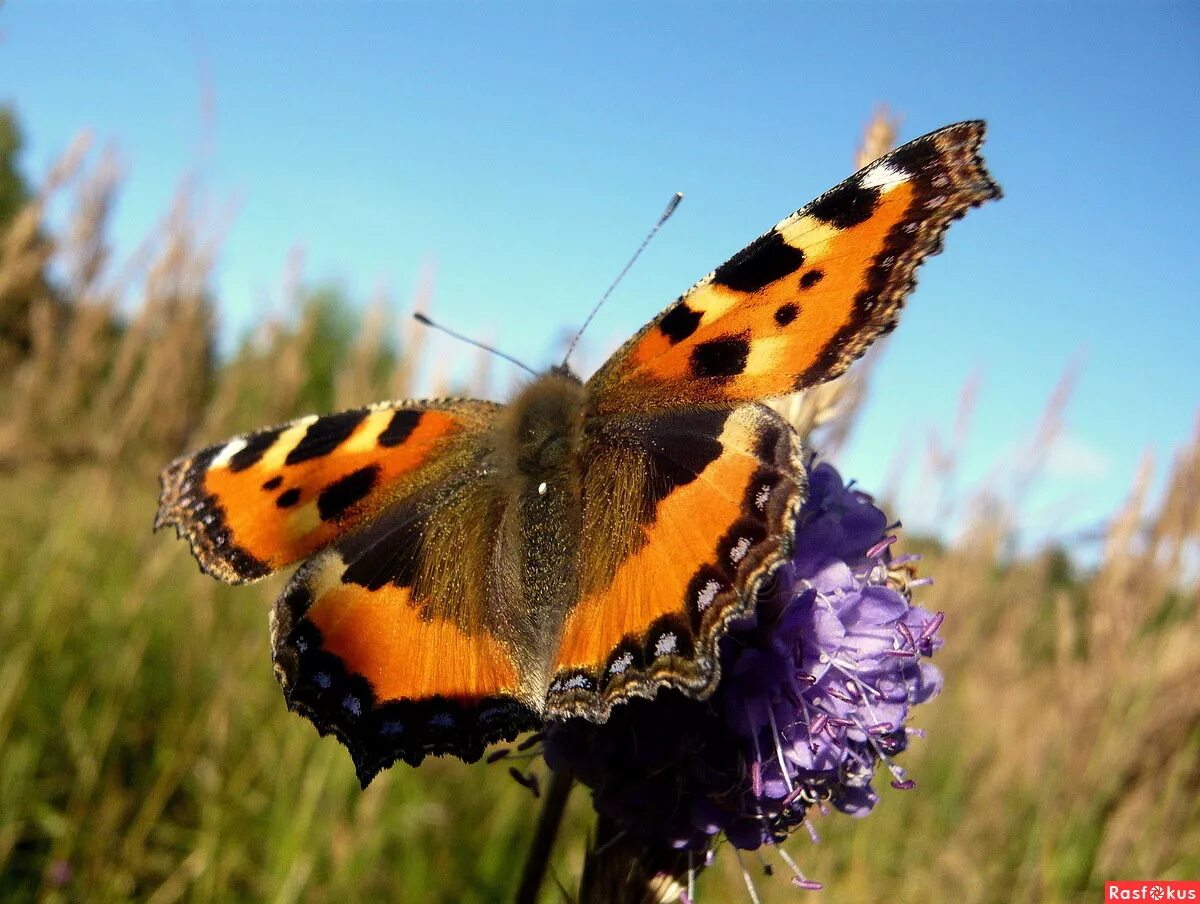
(544, 461), (944, 881)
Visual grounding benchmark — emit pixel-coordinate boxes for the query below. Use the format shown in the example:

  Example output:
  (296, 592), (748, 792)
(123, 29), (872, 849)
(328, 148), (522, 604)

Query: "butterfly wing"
(156, 399), (498, 583)
(159, 399), (541, 783)
(270, 462), (543, 786)
(548, 403), (804, 718)
(549, 122), (998, 718)
(587, 121), (1001, 414)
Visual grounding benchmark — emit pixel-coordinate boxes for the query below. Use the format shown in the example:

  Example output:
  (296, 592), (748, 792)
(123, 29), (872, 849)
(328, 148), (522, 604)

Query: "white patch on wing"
(696, 579), (721, 611)
(609, 651), (634, 675)
(755, 484), (771, 511)
(860, 161), (908, 191)
(343, 409), (393, 453)
(210, 437), (248, 468)
(730, 536), (752, 564)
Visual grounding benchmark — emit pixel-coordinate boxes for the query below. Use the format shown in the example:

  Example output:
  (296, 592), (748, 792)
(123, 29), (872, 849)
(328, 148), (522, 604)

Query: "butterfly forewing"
(269, 449), (543, 786)
(587, 121), (1001, 414)
(155, 399), (499, 583)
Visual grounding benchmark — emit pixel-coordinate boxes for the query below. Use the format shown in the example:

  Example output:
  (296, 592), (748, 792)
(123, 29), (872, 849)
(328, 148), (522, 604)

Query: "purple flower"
(544, 462), (944, 858)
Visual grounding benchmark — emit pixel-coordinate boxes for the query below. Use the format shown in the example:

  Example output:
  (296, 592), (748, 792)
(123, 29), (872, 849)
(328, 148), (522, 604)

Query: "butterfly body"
(157, 122), (1000, 784)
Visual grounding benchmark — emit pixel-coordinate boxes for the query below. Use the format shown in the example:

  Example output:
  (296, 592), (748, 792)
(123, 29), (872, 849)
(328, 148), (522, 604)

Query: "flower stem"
(514, 769), (574, 904)
(580, 817), (699, 904)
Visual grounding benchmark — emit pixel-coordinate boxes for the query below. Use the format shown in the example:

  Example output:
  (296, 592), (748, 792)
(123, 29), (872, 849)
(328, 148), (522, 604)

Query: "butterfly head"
(502, 367), (586, 480)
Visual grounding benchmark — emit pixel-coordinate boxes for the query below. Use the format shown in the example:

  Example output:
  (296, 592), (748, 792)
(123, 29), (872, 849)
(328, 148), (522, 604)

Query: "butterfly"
(156, 121), (999, 786)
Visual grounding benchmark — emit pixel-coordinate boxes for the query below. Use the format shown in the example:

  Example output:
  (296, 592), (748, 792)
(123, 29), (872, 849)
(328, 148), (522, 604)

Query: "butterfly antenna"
(412, 312), (539, 378)
(561, 191), (684, 368)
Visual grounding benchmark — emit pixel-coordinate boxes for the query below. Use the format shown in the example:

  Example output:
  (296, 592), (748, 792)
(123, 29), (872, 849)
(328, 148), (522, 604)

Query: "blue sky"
(2, 3), (1197, 550)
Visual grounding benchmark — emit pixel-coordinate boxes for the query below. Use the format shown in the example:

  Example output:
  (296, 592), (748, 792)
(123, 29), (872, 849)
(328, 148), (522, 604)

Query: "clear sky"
(2, 2), (1197, 550)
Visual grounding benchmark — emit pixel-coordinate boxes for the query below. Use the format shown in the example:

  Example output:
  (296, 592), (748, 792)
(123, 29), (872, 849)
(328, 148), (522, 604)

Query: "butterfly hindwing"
(270, 457), (544, 785)
(155, 399), (499, 583)
(587, 121), (1000, 414)
(546, 403), (804, 719)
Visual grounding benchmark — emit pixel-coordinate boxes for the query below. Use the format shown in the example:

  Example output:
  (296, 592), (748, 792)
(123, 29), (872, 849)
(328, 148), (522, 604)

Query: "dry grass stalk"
(334, 285), (392, 410)
(0, 133), (94, 459)
(42, 150), (124, 446)
(90, 188), (217, 465)
(392, 260), (436, 399)
(920, 368), (982, 527)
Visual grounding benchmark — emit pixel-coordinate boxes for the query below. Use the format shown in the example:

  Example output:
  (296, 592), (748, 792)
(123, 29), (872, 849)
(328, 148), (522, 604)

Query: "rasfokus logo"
(1106, 882), (1199, 901)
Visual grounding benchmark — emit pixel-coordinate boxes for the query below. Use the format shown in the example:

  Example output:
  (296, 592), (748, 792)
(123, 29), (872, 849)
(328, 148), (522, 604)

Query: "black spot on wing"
(774, 303), (799, 326)
(657, 302), (703, 344)
(645, 613), (695, 662)
(712, 230), (806, 293)
(318, 465), (380, 522)
(276, 487), (301, 508)
(262, 475), (283, 491)
(753, 420), (785, 464)
(340, 503), (425, 591)
(689, 334), (750, 380)
(799, 269), (824, 289)
(601, 637), (646, 690)
(808, 177), (881, 229)
(716, 517), (768, 580)
(685, 564), (728, 631)
(228, 428), (283, 473)
(286, 410), (368, 466)
(648, 436), (720, 513)
(641, 412), (728, 520)
(379, 410), (422, 447)
(744, 467), (785, 515)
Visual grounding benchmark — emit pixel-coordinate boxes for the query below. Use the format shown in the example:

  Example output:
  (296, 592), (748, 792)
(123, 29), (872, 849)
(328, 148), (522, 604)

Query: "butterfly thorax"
(488, 368), (588, 693)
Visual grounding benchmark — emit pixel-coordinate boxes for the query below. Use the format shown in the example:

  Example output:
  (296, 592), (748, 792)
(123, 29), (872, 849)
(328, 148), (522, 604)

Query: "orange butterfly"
(156, 122), (999, 786)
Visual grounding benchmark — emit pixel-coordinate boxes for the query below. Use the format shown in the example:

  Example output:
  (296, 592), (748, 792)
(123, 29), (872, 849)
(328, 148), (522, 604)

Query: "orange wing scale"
(156, 400), (497, 584)
(288, 557), (522, 703)
(555, 448), (759, 669)
(270, 546), (540, 785)
(205, 408), (464, 572)
(624, 180), (915, 395)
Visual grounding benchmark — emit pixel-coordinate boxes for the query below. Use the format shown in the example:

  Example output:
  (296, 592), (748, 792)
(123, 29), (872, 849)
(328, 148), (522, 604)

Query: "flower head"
(544, 461), (944, 858)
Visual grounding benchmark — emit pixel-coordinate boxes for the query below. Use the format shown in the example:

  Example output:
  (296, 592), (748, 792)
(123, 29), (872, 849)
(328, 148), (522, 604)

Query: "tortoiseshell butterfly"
(157, 122), (999, 785)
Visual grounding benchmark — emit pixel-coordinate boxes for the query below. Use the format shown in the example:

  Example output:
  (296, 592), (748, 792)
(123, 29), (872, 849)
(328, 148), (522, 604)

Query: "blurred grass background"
(0, 106), (1197, 903)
